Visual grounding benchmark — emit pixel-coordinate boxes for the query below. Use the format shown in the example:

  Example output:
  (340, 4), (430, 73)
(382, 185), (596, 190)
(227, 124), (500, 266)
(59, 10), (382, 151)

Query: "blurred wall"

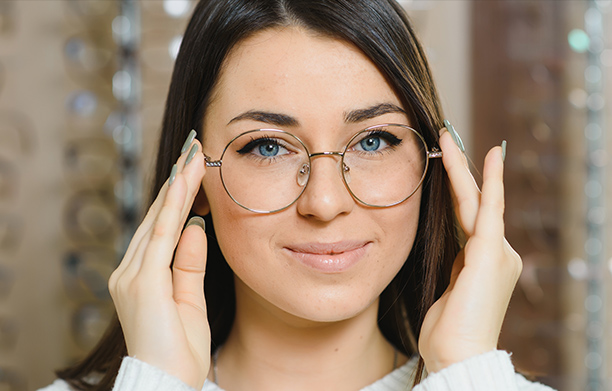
(401, 0), (473, 149)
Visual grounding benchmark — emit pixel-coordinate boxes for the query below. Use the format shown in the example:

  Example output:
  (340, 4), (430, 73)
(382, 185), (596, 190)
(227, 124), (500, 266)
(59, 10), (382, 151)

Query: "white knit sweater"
(39, 350), (556, 391)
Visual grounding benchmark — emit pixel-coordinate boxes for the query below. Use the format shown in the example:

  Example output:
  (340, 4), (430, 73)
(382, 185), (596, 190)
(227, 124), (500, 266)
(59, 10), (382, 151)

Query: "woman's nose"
(295, 155), (354, 221)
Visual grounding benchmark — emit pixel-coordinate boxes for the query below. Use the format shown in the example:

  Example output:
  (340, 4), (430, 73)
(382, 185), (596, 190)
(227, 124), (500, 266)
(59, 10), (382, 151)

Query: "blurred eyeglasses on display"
(0, 109), (36, 158)
(0, 213), (22, 252)
(62, 247), (116, 301)
(65, 0), (114, 20)
(64, 137), (118, 188)
(63, 189), (118, 244)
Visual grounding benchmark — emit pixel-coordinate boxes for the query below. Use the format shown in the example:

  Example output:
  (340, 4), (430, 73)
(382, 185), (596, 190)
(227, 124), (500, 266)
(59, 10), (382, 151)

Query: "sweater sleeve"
(413, 351), (556, 391)
(111, 357), (197, 391)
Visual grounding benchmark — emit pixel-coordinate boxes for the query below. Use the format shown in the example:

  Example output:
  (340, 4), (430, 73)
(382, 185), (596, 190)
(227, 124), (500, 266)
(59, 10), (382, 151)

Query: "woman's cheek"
(205, 180), (421, 322)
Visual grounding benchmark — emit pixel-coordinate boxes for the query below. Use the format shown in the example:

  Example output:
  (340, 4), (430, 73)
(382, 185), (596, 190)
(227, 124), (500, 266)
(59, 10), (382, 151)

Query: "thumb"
(173, 216), (208, 313)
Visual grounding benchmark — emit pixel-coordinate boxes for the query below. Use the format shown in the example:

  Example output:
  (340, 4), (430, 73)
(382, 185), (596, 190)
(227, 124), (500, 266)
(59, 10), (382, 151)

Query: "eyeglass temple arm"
(204, 155), (222, 167)
(428, 148), (443, 159)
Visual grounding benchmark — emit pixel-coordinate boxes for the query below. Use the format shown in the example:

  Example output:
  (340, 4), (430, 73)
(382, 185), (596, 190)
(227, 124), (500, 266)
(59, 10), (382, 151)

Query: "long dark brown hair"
(57, 0), (458, 389)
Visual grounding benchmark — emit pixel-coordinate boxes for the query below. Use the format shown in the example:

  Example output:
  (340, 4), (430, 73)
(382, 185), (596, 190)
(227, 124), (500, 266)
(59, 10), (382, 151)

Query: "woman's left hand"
(418, 126), (522, 373)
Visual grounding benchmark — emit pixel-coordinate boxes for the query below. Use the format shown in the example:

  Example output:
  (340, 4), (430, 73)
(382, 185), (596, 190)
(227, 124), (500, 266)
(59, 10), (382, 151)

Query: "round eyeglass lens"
(341, 124), (427, 207)
(219, 129), (310, 213)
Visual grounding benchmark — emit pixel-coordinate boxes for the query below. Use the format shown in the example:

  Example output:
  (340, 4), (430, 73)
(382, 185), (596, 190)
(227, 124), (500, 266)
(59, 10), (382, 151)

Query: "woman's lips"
(284, 241), (371, 273)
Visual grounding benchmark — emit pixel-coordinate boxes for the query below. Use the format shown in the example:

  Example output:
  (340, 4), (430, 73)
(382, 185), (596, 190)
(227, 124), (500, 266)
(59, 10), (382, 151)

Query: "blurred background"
(0, 0), (610, 390)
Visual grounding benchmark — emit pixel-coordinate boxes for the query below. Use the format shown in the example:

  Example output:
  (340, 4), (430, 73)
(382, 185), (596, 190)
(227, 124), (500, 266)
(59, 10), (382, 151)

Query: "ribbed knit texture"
(113, 357), (196, 391)
(415, 350), (517, 391)
(38, 351), (556, 391)
(414, 351), (556, 391)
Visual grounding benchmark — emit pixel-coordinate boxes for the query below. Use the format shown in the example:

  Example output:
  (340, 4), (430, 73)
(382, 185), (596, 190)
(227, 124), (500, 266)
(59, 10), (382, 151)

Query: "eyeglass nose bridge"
(309, 151), (344, 158)
(298, 150), (351, 188)
(308, 151), (351, 175)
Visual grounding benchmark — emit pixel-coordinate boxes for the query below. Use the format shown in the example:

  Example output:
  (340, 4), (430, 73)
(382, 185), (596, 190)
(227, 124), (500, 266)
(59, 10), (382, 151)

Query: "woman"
(44, 0), (555, 390)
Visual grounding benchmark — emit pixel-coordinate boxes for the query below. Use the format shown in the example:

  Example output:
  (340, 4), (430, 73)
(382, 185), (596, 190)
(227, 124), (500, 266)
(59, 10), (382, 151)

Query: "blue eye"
(259, 143), (280, 157)
(236, 136), (290, 159)
(353, 130), (401, 153)
(359, 137), (382, 151)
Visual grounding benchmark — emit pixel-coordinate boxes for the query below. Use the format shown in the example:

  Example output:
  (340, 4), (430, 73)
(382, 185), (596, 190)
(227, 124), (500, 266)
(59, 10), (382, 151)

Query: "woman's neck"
(210, 279), (405, 391)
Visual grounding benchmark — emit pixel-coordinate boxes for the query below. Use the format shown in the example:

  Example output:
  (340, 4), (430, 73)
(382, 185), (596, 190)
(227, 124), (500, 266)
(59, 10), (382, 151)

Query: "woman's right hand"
(108, 133), (210, 390)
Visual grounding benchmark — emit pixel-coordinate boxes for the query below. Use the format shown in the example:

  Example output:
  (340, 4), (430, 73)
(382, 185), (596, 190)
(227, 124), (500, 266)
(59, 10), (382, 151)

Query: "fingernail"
(181, 129), (197, 154)
(443, 119), (465, 153)
(501, 140), (507, 162)
(185, 144), (198, 166)
(186, 216), (206, 231)
(438, 126), (447, 137)
(169, 164), (178, 186)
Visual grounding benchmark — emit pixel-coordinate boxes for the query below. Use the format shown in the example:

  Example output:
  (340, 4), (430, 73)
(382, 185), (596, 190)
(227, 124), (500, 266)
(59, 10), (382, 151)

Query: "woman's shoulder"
(360, 350), (556, 391)
(515, 373), (557, 391)
(37, 357), (196, 391)
(413, 350), (556, 391)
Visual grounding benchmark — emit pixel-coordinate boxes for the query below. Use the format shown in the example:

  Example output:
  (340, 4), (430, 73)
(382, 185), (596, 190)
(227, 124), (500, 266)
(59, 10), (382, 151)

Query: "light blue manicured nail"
(181, 129), (197, 154)
(169, 164), (178, 186)
(501, 140), (507, 162)
(186, 216), (206, 231)
(185, 144), (198, 166)
(443, 119), (465, 153)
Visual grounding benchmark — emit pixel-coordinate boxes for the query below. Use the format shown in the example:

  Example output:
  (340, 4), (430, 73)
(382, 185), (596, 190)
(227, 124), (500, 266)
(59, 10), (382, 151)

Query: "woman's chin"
(237, 277), (383, 326)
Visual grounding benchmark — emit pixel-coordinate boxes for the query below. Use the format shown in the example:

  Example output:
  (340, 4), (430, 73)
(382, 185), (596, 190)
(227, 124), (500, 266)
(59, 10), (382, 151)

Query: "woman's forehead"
(203, 26), (403, 140)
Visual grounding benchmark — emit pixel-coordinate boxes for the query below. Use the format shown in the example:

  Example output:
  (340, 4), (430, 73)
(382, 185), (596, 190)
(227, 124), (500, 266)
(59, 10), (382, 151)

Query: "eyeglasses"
(64, 136), (118, 188)
(62, 247), (116, 301)
(63, 189), (118, 244)
(204, 124), (442, 213)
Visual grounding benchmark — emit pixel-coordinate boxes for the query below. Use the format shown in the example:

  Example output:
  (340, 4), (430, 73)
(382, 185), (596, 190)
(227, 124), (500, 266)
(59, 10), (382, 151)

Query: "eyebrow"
(344, 103), (407, 123)
(227, 103), (406, 127)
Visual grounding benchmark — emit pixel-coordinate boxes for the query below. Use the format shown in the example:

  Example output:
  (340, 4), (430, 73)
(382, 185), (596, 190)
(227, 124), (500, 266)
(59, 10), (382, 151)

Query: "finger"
(173, 216), (208, 313)
(473, 145), (505, 240)
(115, 155), (185, 276)
(128, 139), (203, 256)
(111, 183), (169, 279)
(173, 217), (210, 357)
(177, 142), (206, 221)
(117, 141), (206, 277)
(139, 146), (207, 275)
(439, 129), (481, 235)
(137, 169), (195, 278)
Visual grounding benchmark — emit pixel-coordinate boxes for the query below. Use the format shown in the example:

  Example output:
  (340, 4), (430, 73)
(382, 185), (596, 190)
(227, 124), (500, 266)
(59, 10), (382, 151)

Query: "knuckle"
(514, 255), (523, 277)
(108, 270), (118, 291)
(174, 262), (204, 274)
(151, 220), (169, 239)
(128, 277), (149, 296)
(483, 197), (504, 211)
(181, 246), (204, 263)
(502, 248), (522, 281)
(175, 296), (207, 315)
(108, 270), (143, 299)
(108, 267), (124, 293)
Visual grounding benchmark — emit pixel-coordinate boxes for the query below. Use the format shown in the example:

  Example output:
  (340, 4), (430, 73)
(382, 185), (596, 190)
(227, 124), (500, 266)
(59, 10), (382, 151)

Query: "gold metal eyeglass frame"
(204, 123), (443, 214)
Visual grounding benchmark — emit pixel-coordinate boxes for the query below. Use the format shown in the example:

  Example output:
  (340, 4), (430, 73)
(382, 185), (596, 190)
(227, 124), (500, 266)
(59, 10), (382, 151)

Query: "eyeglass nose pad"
(343, 163), (351, 184)
(297, 163), (310, 187)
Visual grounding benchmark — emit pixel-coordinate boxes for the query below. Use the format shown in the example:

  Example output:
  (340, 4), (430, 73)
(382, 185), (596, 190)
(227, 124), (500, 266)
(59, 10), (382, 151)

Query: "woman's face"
(201, 27), (421, 323)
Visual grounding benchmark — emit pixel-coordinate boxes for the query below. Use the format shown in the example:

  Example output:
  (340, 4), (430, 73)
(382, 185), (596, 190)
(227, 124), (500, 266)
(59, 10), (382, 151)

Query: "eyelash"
(233, 129), (403, 159)
(361, 130), (402, 146)
(236, 136), (282, 155)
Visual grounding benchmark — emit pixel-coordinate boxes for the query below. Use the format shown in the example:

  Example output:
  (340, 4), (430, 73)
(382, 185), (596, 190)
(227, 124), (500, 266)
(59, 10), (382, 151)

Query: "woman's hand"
(418, 125), (522, 373)
(108, 134), (210, 389)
